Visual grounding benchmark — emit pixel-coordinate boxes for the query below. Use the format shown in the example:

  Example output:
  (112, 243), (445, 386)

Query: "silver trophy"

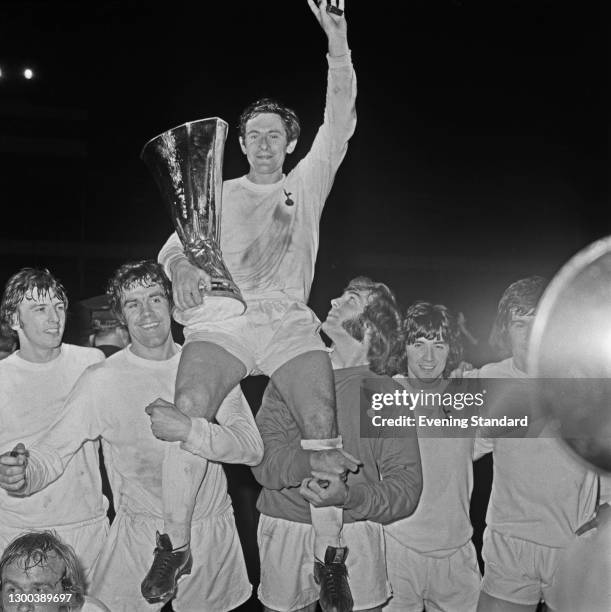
(141, 117), (246, 318)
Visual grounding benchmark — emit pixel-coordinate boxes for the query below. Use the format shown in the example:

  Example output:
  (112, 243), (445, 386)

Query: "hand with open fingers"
(300, 472), (348, 507)
(307, 0), (348, 55)
(145, 398), (192, 443)
(308, 0), (346, 21)
(0, 443), (28, 494)
(170, 258), (211, 310)
(309, 448), (361, 475)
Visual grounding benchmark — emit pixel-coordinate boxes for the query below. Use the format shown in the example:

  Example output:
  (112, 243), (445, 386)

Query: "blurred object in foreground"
(529, 236), (611, 473)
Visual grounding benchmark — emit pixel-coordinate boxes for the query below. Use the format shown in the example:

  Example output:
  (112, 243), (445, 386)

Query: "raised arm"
(299, 0), (357, 215)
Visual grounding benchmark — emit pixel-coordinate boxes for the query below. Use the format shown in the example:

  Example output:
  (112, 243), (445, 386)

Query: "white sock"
(311, 505), (343, 559)
(300, 437), (344, 559)
(301, 436), (343, 451)
(162, 443), (207, 549)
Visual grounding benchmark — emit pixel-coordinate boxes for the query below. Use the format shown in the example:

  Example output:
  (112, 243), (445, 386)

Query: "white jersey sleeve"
(158, 231), (184, 276)
(289, 52), (357, 221)
(24, 364), (116, 495)
(181, 386), (263, 466)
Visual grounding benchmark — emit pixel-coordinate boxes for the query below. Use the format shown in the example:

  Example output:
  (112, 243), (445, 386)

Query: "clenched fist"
(145, 398), (192, 443)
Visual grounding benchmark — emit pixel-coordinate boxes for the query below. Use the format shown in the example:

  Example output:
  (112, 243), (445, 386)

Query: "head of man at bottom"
(0, 531), (92, 612)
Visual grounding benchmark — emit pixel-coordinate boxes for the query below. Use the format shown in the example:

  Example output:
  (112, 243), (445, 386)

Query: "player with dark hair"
(238, 98), (301, 145)
(400, 301), (463, 378)
(155, 1), (358, 607)
(385, 301), (481, 612)
(106, 260), (173, 316)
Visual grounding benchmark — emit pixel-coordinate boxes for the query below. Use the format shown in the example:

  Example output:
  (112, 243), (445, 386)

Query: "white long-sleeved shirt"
(159, 52), (357, 319)
(384, 377), (477, 556)
(0, 344), (107, 528)
(473, 357), (598, 547)
(24, 345), (263, 521)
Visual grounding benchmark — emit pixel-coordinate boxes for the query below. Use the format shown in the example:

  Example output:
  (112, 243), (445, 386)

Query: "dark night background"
(1, 0), (607, 344)
(0, 1), (608, 610)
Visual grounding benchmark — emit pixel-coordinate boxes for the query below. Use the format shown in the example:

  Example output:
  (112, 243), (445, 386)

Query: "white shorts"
(90, 507), (251, 612)
(257, 514), (391, 612)
(0, 514), (109, 588)
(181, 298), (325, 375)
(480, 528), (562, 609)
(384, 539), (481, 612)
(82, 595), (111, 611)
(552, 526), (610, 612)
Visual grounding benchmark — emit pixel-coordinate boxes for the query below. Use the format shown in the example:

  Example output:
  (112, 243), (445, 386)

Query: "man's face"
(406, 335), (449, 382)
(120, 282), (172, 355)
(12, 290), (66, 354)
(1, 553), (66, 612)
(239, 113), (296, 180)
(507, 311), (534, 372)
(323, 288), (370, 340)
